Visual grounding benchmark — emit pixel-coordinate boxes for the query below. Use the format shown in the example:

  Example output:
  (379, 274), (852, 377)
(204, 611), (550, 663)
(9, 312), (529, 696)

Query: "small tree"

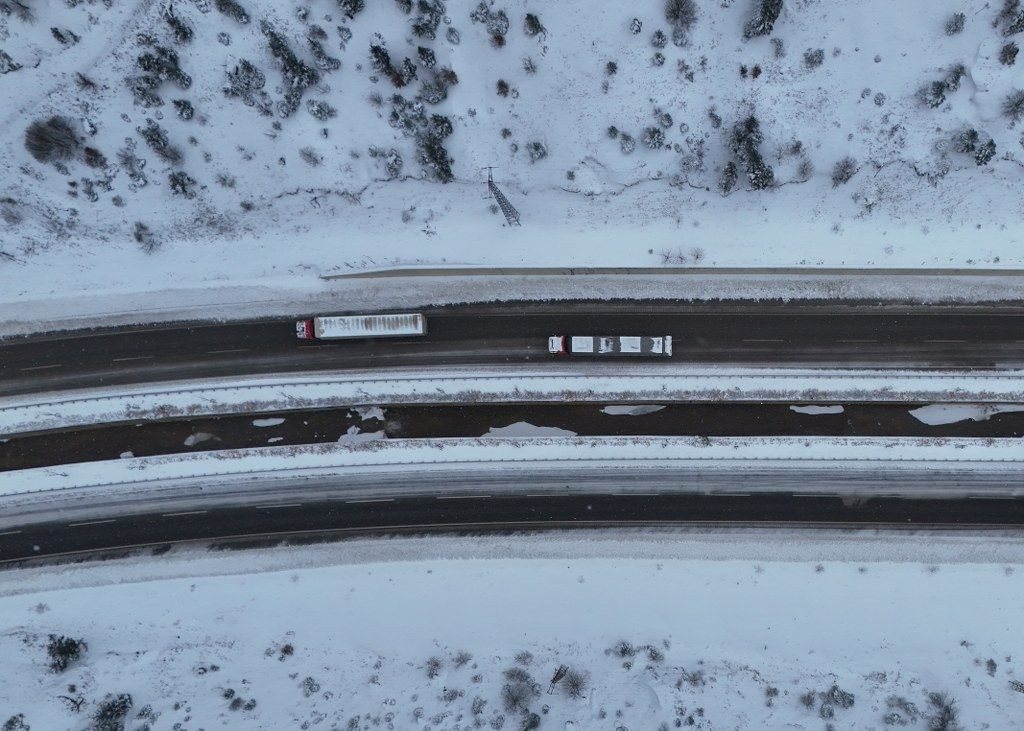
(524, 12), (545, 37)
(944, 12), (965, 35)
(214, 0), (250, 24)
(47, 635), (87, 672)
(642, 126), (666, 149)
(1000, 42), (1019, 65)
(719, 161), (738, 193)
(743, 0), (783, 39)
(562, 669), (588, 698)
(25, 117), (80, 163)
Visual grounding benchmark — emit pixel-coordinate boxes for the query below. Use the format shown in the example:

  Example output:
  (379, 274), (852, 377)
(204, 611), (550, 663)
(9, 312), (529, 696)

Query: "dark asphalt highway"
(5, 401), (1024, 471)
(2, 491), (1022, 565)
(3, 303), (1024, 396)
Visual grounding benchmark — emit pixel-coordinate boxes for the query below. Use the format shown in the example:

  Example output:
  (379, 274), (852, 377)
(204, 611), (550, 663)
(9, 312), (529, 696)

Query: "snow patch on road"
(601, 405), (667, 416)
(790, 405), (846, 415)
(484, 422), (578, 438)
(909, 404), (1024, 426)
(182, 432), (217, 447)
(251, 418), (285, 428)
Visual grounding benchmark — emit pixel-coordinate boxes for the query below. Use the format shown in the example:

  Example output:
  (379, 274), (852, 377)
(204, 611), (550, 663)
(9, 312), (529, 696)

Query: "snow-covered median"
(4, 366), (1024, 435)
(1, 531), (1022, 729)
(4, 436), (1023, 499)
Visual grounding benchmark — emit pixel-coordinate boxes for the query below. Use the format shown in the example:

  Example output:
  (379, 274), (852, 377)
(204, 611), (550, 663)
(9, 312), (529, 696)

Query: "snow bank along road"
(5, 303), (1024, 397)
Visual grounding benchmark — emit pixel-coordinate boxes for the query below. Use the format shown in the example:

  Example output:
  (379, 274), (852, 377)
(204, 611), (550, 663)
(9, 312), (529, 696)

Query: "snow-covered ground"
(6, 365), (1024, 435)
(2, 0), (1024, 329)
(2, 530), (1023, 729)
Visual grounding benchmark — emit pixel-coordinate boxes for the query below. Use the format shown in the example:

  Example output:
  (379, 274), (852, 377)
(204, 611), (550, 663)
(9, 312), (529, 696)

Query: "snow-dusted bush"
(665, 0), (697, 30)
(496, 79), (510, 97)
(524, 12), (545, 37)
(172, 99), (194, 120)
(133, 222), (159, 253)
(643, 126), (665, 149)
(92, 693), (133, 731)
(164, 9), (193, 44)
(944, 12), (965, 35)
(412, 0), (446, 39)
(952, 128), (997, 165)
(46, 635), (86, 672)
(419, 66), (458, 104)
(526, 141), (547, 162)
(605, 60), (618, 76)
(926, 692), (960, 731)
(944, 63), (966, 92)
(999, 0), (1024, 36)
(501, 679), (537, 713)
(652, 51), (665, 66)
(308, 38), (341, 71)
(1003, 88), (1024, 121)
(137, 45), (192, 89)
(522, 56), (537, 73)
(417, 46), (436, 69)
(651, 30), (667, 48)
(337, 0), (365, 20)
(719, 160), (738, 193)
(223, 60), (272, 115)
(137, 119), (182, 164)
(803, 48), (824, 68)
(261, 21), (319, 117)
(396, 0), (412, 13)
(830, 156), (857, 187)
(619, 132), (635, 154)
(729, 115), (775, 189)
(24, 117), (80, 163)
(743, 0), (783, 39)
(215, 0), (250, 24)
(917, 80), (947, 108)
(168, 171), (196, 197)
(83, 147), (107, 168)
(1000, 42), (1019, 65)
(306, 98), (337, 121)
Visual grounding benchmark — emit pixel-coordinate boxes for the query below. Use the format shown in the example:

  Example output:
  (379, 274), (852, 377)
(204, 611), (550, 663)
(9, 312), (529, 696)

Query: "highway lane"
(2, 490), (1023, 565)
(4, 303), (1024, 396)
(5, 402), (1024, 471)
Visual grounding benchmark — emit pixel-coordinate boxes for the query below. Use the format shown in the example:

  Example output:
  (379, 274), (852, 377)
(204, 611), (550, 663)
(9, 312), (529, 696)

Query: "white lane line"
(610, 493), (659, 496)
(111, 355), (154, 362)
(437, 495), (491, 500)
(345, 498), (395, 504)
(256, 503), (302, 509)
(19, 364), (62, 371)
(161, 510), (209, 517)
(206, 348), (250, 354)
(742, 339), (784, 343)
(837, 339), (877, 343)
(67, 519), (116, 527)
(0, 530), (22, 537)
(924, 339), (966, 343)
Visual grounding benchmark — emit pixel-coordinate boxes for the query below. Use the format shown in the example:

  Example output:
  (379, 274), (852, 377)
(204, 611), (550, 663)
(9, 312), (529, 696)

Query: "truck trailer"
(548, 335), (672, 357)
(296, 313), (427, 340)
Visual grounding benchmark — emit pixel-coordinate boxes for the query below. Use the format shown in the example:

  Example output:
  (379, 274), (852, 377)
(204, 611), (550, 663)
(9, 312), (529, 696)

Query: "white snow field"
(1, 530), (1023, 729)
(2, 0), (1024, 330)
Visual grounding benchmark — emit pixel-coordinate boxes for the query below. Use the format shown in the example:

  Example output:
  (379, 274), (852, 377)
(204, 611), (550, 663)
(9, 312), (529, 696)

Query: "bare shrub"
(1000, 42), (1019, 65)
(945, 12), (965, 34)
(926, 692), (961, 731)
(665, 0), (697, 30)
(46, 635), (87, 672)
(133, 222), (158, 253)
(1003, 89), (1024, 121)
(25, 117), (80, 163)
(563, 669), (588, 698)
(426, 656), (443, 679)
(831, 156), (857, 186)
(137, 119), (182, 164)
(524, 13), (545, 36)
(803, 48), (824, 68)
(215, 0), (250, 24)
(92, 693), (132, 731)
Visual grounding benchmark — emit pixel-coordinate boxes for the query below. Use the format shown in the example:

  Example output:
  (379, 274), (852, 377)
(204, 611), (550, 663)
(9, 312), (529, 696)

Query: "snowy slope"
(1, 531), (1023, 729)
(1, 0), (1023, 325)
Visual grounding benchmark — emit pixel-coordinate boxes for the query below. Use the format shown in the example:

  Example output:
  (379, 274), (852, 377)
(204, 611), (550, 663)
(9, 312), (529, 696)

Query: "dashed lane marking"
(161, 510), (209, 517)
(67, 519), (116, 527)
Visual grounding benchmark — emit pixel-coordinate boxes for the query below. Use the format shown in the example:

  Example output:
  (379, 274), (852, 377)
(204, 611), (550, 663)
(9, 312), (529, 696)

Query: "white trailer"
(548, 335), (672, 357)
(296, 313), (427, 340)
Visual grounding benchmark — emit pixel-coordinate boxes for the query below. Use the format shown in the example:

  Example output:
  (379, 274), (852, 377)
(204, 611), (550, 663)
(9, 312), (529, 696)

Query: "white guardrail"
(3, 366), (1024, 435)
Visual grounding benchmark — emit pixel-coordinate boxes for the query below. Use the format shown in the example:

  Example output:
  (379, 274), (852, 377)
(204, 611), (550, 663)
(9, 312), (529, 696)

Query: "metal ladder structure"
(484, 167), (521, 226)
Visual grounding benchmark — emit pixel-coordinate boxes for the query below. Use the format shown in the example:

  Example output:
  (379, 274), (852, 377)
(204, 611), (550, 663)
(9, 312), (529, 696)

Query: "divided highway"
(4, 303), (1024, 396)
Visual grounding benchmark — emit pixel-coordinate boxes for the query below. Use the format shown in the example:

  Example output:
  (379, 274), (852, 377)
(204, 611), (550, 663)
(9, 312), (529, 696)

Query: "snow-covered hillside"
(2, 531), (1023, 729)
(1, 0), (1023, 319)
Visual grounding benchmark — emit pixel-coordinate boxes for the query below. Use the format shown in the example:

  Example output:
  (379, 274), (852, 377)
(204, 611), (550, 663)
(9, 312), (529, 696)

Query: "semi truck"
(296, 313), (427, 340)
(548, 335), (672, 357)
